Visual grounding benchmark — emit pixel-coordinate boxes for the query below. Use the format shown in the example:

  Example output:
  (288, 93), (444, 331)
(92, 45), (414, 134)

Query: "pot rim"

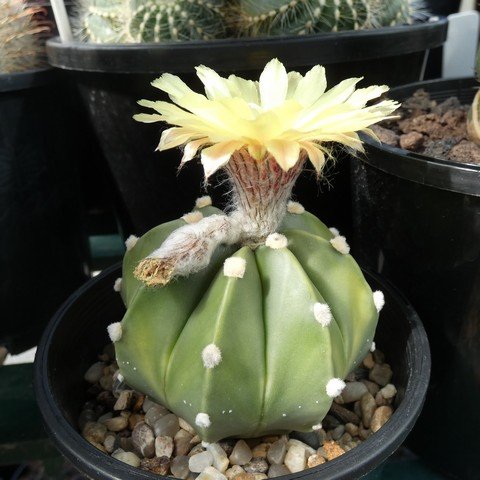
(361, 77), (480, 197)
(46, 17), (448, 74)
(34, 263), (430, 480)
(0, 68), (56, 93)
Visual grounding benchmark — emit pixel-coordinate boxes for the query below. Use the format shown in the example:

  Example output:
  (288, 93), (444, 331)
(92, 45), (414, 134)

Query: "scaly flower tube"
(133, 59), (399, 286)
(134, 58), (399, 177)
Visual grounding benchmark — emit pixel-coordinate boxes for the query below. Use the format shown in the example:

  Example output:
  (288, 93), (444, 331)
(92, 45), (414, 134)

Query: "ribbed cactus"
(77, 0), (226, 43)
(109, 60), (398, 442)
(234, 0), (415, 37)
(467, 46), (480, 145)
(0, 0), (50, 74)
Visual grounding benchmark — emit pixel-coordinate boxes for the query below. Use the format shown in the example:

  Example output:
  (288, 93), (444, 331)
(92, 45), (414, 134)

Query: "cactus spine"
(77, 0), (226, 43)
(467, 47), (480, 145)
(235, 0), (415, 37)
(0, 0), (50, 74)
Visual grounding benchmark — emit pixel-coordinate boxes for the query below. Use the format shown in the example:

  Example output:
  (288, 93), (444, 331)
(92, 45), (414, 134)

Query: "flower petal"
(259, 58), (288, 110)
(201, 140), (245, 178)
(133, 113), (163, 123)
(265, 139), (301, 171)
(181, 138), (210, 164)
(286, 71), (303, 99)
(300, 141), (326, 172)
(151, 73), (195, 100)
(346, 85), (389, 108)
(227, 75), (260, 105)
(294, 65), (327, 107)
(196, 65), (232, 100)
(158, 127), (200, 151)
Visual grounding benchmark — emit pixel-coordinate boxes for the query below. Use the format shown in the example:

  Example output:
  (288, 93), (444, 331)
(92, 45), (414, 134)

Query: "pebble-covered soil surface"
(79, 344), (397, 479)
(372, 89), (480, 165)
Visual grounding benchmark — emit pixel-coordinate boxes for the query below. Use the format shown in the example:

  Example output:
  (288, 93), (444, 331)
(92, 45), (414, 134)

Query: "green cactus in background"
(234, 0), (415, 37)
(0, 0), (50, 74)
(108, 59), (399, 442)
(467, 46), (480, 145)
(77, 0), (226, 43)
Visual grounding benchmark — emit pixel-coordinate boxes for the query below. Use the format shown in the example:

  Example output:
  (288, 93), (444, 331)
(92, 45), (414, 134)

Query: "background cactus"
(76, 0), (226, 43)
(467, 46), (480, 145)
(234, 0), (416, 37)
(0, 0), (50, 74)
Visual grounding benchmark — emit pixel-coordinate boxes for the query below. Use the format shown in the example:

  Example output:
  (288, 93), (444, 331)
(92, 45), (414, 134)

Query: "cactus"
(234, 0), (416, 37)
(76, 0), (226, 43)
(110, 59), (398, 442)
(0, 0), (50, 74)
(467, 47), (480, 145)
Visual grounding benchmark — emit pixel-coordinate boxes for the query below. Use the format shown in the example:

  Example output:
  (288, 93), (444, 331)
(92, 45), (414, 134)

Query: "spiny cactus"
(467, 47), (480, 145)
(0, 0), (50, 74)
(108, 60), (398, 442)
(77, 0), (226, 43)
(234, 0), (416, 37)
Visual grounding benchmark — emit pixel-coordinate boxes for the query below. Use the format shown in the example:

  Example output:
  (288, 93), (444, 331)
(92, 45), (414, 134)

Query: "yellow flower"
(134, 58), (399, 178)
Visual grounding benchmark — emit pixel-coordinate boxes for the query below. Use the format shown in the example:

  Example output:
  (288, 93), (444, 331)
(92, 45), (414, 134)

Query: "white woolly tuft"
(223, 257), (246, 278)
(125, 234), (138, 251)
(195, 196), (212, 208)
(113, 277), (122, 292)
(182, 211), (203, 224)
(195, 413), (211, 428)
(313, 302), (332, 327)
(287, 201), (305, 214)
(265, 232), (288, 249)
(107, 322), (122, 343)
(330, 236), (350, 255)
(370, 341), (376, 353)
(373, 290), (385, 313)
(201, 441), (211, 447)
(329, 227), (340, 237)
(201, 343), (222, 369)
(326, 378), (346, 398)
(312, 423), (323, 431)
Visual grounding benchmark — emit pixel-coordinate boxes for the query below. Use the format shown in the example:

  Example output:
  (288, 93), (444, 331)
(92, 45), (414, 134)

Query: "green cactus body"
(78, 0), (226, 43)
(467, 48), (480, 145)
(115, 206), (378, 442)
(236, 0), (414, 37)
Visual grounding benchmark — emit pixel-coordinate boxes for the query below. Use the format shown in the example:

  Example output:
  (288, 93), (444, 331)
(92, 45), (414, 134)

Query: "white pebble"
(313, 302), (332, 326)
(287, 201), (305, 214)
(113, 277), (122, 292)
(330, 235), (350, 254)
(326, 378), (346, 398)
(111, 449), (141, 467)
(189, 450), (214, 473)
(197, 466), (227, 480)
(373, 290), (385, 312)
(223, 257), (246, 278)
(265, 233), (288, 249)
(107, 322), (122, 342)
(195, 412), (211, 428)
(201, 344), (222, 369)
(182, 211), (203, 224)
(195, 195), (212, 208)
(125, 234), (138, 251)
(284, 444), (306, 473)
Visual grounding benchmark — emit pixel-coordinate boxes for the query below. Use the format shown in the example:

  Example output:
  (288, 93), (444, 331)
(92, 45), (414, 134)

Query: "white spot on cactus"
(265, 233), (288, 249)
(313, 302), (332, 327)
(201, 343), (222, 369)
(326, 378), (346, 398)
(312, 423), (322, 430)
(373, 291), (385, 312)
(330, 236), (350, 255)
(282, 413), (287, 417)
(125, 234), (138, 251)
(229, 410), (232, 413)
(370, 341), (376, 353)
(113, 277), (122, 292)
(298, 405), (302, 408)
(107, 322), (122, 342)
(329, 227), (340, 237)
(223, 257), (246, 278)
(287, 201), (305, 214)
(195, 413), (211, 428)
(195, 195), (212, 208)
(182, 211), (203, 224)
(183, 400), (187, 404)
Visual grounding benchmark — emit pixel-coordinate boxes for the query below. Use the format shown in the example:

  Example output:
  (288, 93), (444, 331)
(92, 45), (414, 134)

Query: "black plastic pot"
(34, 263), (430, 480)
(46, 18), (448, 236)
(0, 68), (87, 354)
(351, 78), (480, 479)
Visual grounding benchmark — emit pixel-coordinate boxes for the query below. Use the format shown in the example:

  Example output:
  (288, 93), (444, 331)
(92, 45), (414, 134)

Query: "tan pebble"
(190, 435), (202, 445)
(112, 449), (141, 467)
(103, 415), (129, 432)
(359, 428), (372, 440)
(232, 473), (255, 480)
(360, 393), (376, 428)
(375, 391), (389, 406)
(251, 443), (270, 458)
(179, 417), (197, 435)
(307, 454), (325, 468)
(380, 384), (397, 400)
(371, 406), (393, 433)
(99, 374), (113, 391)
(322, 441), (345, 461)
(155, 435), (174, 458)
(128, 413), (145, 430)
(104, 433), (116, 453)
(345, 423), (359, 437)
(244, 438), (261, 449)
(254, 475), (268, 480)
(82, 421), (107, 443)
(399, 131), (424, 151)
(189, 444), (206, 456)
(140, 456), (170, 475)
(132, 394), (145, 412)
(363, 352), (375, 369)
(114, 390), (134, 411)
(87, 439), (107, 452)
(174, 429), (194, 456)
(361, 380), (380, 396)
(353, 401), (362, 418)
(120, 436), (134, 452)
(261, 436), (279, 444)
(225, 465), (245, 479)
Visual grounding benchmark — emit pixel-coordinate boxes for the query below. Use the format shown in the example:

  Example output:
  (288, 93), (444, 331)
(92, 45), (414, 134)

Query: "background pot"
(34, 264), (430, 480)
(351, 77), (480, 480)
(0, 68), (87, 354)
(46, 18), (448, 236)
